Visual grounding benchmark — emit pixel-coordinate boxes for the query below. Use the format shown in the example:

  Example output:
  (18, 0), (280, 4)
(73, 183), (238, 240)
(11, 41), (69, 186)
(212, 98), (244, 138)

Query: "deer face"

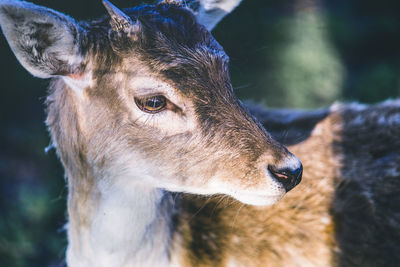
(0, 0), (302, 206)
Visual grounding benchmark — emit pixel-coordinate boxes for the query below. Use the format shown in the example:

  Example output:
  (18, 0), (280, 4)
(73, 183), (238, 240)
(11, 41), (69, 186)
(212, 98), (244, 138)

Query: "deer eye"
(135, 95), (167, 113)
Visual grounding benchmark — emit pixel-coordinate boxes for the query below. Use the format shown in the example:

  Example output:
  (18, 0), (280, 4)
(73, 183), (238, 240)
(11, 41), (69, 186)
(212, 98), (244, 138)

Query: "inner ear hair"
(0, 0), (85, 78)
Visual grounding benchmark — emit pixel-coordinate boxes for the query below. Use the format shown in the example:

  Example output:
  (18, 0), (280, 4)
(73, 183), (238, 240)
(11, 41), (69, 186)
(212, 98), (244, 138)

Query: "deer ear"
(0, 0), (85, 78)
(185, 0), (243, 31)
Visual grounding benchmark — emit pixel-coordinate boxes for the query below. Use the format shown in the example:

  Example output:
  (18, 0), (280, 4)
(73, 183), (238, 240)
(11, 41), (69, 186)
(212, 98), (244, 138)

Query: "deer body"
(252, 101), (400, 267)
(1, 0), (399, 266)
(172, 101), (400, 267)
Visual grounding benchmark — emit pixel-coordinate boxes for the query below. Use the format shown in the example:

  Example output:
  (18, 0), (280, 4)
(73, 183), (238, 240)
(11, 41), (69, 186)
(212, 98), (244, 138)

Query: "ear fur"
(163, 0), (243, 31)
(196, 0), (242, 30)
(0, 0), (85, 78)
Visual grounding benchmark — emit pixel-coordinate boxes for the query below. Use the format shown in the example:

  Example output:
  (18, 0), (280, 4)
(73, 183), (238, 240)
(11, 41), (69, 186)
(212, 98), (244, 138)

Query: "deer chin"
(230, 191), (286, 206)
(198, 178), (288, 207)
(157, 178), (286, 206)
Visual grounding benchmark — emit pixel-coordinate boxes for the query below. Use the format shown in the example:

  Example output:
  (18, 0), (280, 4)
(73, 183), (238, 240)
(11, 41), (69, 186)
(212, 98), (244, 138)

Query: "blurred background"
(0, 0), (399, 266)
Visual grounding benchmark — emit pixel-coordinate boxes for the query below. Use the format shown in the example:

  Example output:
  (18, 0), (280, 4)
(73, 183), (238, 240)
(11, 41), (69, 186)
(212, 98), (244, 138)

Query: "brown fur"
(169, 101), (400, 267)
(172, 107), (342, 266)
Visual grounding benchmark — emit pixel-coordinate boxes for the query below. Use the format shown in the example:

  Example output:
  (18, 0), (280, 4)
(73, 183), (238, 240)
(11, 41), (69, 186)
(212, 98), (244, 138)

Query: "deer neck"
(47, 82), (178, 266)
(66, 171), (176, 267)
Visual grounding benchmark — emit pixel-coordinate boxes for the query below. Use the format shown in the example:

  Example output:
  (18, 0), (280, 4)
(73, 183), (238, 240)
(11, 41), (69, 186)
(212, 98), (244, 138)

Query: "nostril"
(268, 164), (303, 192)
(268, 166), (291, 183)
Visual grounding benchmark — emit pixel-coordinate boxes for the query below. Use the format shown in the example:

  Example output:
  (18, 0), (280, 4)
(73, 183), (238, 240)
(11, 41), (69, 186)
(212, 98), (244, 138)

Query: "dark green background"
(0, 0), (399, 266)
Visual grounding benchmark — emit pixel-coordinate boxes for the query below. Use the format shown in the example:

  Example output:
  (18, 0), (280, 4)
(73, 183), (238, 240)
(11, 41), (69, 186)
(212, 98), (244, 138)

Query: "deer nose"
(268, 163), (303, 192)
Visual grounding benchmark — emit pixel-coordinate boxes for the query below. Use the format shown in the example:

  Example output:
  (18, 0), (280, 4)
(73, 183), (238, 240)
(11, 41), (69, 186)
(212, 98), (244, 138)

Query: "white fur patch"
(206, 177), (286, 206)
(62, 71), (93, 96)
(227, 256), (245, 267)
(67, 182), (172, 267)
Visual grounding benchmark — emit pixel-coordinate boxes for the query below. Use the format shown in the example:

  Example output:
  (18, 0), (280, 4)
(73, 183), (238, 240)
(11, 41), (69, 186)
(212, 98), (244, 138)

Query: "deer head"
(0, 0), (302, 206)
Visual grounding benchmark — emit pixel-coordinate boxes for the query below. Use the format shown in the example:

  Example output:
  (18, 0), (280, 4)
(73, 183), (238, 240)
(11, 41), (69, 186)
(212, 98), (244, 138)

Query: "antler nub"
(102, 0), (133, 32)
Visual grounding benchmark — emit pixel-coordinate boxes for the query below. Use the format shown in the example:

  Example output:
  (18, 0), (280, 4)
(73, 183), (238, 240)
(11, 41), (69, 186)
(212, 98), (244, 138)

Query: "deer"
(0, 0), (399, 266)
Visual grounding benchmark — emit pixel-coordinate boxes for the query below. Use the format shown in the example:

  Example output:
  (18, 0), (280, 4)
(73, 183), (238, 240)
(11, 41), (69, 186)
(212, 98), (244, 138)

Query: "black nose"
(268, 164), (303, 192)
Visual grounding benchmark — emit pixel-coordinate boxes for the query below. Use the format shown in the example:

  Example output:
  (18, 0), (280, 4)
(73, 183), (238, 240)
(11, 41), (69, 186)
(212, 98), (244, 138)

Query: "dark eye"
(135, 95), (167, 113)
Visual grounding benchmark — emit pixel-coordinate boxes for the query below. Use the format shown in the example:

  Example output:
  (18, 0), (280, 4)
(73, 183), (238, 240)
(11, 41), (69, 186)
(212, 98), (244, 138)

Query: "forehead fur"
(132, 3), (230, 95)
(82, 2), (229, 96)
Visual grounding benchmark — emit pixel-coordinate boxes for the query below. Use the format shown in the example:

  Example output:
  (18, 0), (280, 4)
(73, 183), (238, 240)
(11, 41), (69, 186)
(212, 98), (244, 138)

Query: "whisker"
(189, 196), (211, 221)
(210, 195), (228, 217)
(231, 203), (244, 228)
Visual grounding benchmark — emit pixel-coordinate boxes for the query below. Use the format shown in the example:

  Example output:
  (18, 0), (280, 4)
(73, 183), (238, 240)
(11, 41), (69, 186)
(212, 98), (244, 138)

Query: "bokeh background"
(0, 0), (399, 266)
